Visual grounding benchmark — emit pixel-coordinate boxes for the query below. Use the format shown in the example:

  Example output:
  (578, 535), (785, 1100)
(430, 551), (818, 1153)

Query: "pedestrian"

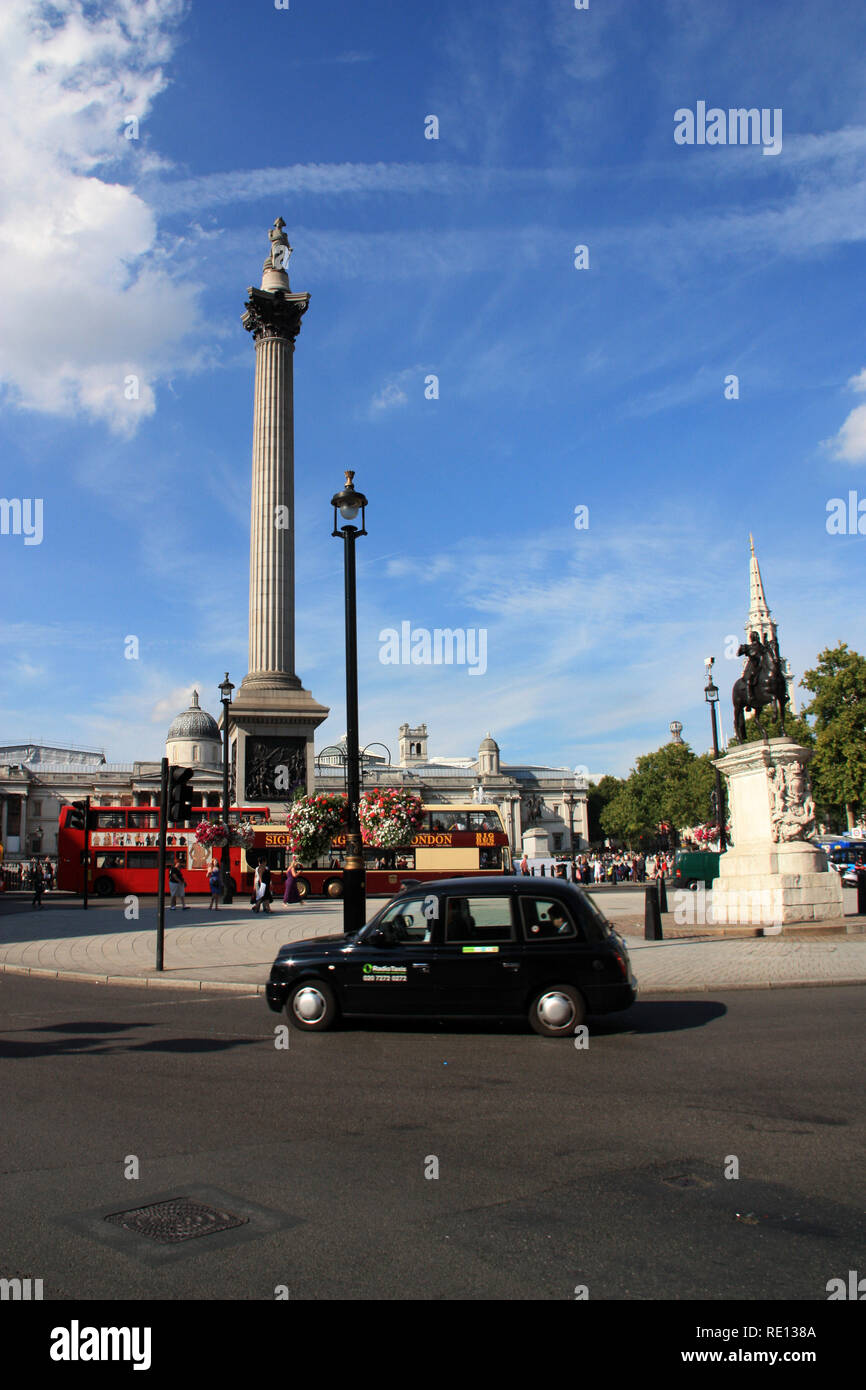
(252, 856), (272, 913)
(283, 857), (305, 908)
(31, 860), (44, 910)
(208, 861), (222, 911)
(520, 854), (529, 876)
(168, 860), (187, 910)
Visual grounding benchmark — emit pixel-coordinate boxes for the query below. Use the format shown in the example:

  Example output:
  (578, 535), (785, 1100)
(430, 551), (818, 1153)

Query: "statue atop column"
(267, 216), (292, 274)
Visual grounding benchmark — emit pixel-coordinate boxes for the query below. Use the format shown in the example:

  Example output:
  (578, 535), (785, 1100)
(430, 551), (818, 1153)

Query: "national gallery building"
(0, 713), (588, 870)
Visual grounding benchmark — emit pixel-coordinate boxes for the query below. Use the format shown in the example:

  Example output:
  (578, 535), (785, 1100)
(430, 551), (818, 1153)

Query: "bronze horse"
(732, 639), (788, 742)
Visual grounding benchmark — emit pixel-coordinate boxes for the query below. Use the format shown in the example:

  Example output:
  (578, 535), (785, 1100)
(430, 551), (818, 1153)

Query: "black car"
(265, 876), (637, 1037)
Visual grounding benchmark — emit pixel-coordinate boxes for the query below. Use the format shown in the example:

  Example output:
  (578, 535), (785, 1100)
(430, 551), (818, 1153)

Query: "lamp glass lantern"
(331, 470), (368, 535)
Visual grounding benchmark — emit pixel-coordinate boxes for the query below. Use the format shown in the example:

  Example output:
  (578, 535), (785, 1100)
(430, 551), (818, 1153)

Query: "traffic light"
(67, 801), (86, 831)
(168, 767), (195, 824)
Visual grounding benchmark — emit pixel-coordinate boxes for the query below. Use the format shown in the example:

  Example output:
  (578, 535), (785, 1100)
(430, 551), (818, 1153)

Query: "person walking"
(282, 857), (305, 908)
(252, 857), (272, 913)
(168, 860), (187, 910)
(208, 862), (222, 911)
(520, 854), (529, 876)
(31, 860), (44, 910)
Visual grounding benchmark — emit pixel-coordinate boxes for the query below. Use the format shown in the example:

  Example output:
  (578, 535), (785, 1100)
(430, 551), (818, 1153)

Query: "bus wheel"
(324, 878), (343, 899)
(295, 877), (311, 899)
(94, 877), (114, 897)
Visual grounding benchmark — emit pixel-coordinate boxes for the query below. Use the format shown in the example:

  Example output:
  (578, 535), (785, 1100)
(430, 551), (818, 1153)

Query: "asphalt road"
(1, 972), (863, 1304)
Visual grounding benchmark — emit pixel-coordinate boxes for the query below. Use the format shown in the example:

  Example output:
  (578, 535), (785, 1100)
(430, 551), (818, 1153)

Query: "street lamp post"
(704, 657), (728, 853)
(562, 781), (577, 880)
(219, 673), (234, 903)
(331, 471), (368, 935)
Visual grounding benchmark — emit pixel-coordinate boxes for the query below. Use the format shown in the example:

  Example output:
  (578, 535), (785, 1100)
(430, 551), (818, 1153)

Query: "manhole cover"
(104, 1197), (248, 1245)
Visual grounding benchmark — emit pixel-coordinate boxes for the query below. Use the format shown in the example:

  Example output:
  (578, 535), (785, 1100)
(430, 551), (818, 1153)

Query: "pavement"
(0, 891), (865, 995)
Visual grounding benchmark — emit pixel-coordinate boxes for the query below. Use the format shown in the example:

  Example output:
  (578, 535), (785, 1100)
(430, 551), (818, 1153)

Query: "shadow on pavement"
(331, 999), (726, 1037)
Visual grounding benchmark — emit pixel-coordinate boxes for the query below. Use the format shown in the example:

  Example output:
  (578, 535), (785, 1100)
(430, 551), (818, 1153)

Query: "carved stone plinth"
(711, 738), (843, 924)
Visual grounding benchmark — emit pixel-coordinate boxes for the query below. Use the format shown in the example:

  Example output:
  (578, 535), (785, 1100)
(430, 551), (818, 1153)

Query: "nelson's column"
(228, 218), (328, 807)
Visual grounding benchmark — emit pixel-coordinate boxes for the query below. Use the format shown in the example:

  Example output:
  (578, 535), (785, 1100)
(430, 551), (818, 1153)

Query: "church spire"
(744, 537), (797, 713)
(746, 534), (775, 644)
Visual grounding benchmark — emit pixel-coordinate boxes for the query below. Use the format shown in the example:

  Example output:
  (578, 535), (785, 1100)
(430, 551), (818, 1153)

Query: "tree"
(586, 775), (624, 843)
(599, 742), (717, 849)
(801, 643), (866, 829)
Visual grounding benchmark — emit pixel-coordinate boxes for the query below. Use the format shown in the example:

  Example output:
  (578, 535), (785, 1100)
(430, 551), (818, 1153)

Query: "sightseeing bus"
(56, 804), (270, 898)
(248, 803), (512, 899)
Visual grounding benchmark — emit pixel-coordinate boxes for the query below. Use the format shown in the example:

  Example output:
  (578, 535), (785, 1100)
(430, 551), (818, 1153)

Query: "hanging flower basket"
(194, 821), (256, 850)
(195, 822), (229, 849)
(285, 792), (348, 862)
(359, 789), (425, 849)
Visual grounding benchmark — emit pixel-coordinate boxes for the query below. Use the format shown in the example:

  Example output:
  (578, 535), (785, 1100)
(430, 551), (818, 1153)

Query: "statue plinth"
(711, 738), (843, 924)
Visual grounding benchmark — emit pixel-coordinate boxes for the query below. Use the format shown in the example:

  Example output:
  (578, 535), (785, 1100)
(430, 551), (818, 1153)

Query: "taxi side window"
(521, 898), (581, 941)
(379, 897), (433, 944)
(445, 896), (514, 943)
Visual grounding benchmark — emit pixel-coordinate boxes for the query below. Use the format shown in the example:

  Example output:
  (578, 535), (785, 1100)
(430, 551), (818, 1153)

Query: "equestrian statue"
(732, 631), (789, 743)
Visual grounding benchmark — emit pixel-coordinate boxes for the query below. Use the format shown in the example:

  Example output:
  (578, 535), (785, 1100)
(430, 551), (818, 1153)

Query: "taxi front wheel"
(529, 984), (586, 1038)
(287, 980), (338, 1031)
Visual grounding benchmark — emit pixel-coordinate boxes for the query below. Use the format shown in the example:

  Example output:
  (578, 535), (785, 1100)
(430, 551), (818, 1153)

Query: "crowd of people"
(519, 852), (673, 883)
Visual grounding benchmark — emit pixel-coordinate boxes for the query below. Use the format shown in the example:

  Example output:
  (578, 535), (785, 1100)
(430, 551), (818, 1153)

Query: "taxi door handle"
(411, 962), (430, 973)
(503, 961), (520, 970)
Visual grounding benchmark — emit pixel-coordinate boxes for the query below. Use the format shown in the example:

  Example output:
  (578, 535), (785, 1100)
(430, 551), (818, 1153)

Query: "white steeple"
(745, 536), (796, 713)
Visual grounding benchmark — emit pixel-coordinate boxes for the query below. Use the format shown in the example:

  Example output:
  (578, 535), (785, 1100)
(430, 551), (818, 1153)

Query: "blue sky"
(2, 0), (866, 778)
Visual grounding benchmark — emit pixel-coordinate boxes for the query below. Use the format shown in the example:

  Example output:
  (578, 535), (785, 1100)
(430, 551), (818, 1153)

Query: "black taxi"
(265, 876), (637, 1037)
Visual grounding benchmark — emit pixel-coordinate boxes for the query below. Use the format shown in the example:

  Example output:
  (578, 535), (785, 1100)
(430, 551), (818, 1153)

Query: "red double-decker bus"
(251, 803), (512, 899)
(56, 804), (270, 898)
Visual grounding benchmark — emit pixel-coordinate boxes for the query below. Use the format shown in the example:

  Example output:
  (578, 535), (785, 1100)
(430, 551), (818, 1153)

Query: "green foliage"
(599, 742), (718, 848)
(741, 710), (814, 746)
(801, 643), (866, 821)
(586, 775), (624, 842)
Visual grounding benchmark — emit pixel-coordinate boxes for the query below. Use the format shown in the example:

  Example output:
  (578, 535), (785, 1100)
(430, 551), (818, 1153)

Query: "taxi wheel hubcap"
(537, 991), (575, 1029)
(294, 987), (327, 1023)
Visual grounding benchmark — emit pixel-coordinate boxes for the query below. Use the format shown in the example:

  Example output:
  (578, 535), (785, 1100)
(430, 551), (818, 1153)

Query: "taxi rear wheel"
(287, 980), (338, 1031)
(529, 984), (585, 1038)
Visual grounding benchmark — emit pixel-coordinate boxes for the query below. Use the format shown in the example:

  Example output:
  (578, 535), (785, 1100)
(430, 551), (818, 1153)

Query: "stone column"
(240, 280), (308, 692)
(231, 220), (328, 810)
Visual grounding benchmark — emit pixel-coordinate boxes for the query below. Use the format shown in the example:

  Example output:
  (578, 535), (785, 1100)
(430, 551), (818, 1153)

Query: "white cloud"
(370, 381), (409, 414)
(825, 403), (866, 464)
(0, 0), (200, 435)
(150, 683), (205, 725)
(368, 366), (433, 417)
(847, 367), (866, 393)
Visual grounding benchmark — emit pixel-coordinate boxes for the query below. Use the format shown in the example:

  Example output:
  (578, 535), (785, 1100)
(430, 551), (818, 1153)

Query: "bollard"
(540, 863), (545, 876)
(657, 874), (668, 913)
(644, 882), (663, 940)
(857, 867), (866, 916)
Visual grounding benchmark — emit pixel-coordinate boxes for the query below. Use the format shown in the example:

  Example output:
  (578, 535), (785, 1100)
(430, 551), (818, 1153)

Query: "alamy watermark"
(826, 491), (866, 535)
(674, 884), (782, 928)
(1, 497), (43, 545)
(379, 623), (487, 676)
(674, 103), (782, 157)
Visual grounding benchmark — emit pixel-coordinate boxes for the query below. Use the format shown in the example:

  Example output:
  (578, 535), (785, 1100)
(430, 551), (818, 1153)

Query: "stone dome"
(479, 732), (499, 752)
(166, 690), (220, 742)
